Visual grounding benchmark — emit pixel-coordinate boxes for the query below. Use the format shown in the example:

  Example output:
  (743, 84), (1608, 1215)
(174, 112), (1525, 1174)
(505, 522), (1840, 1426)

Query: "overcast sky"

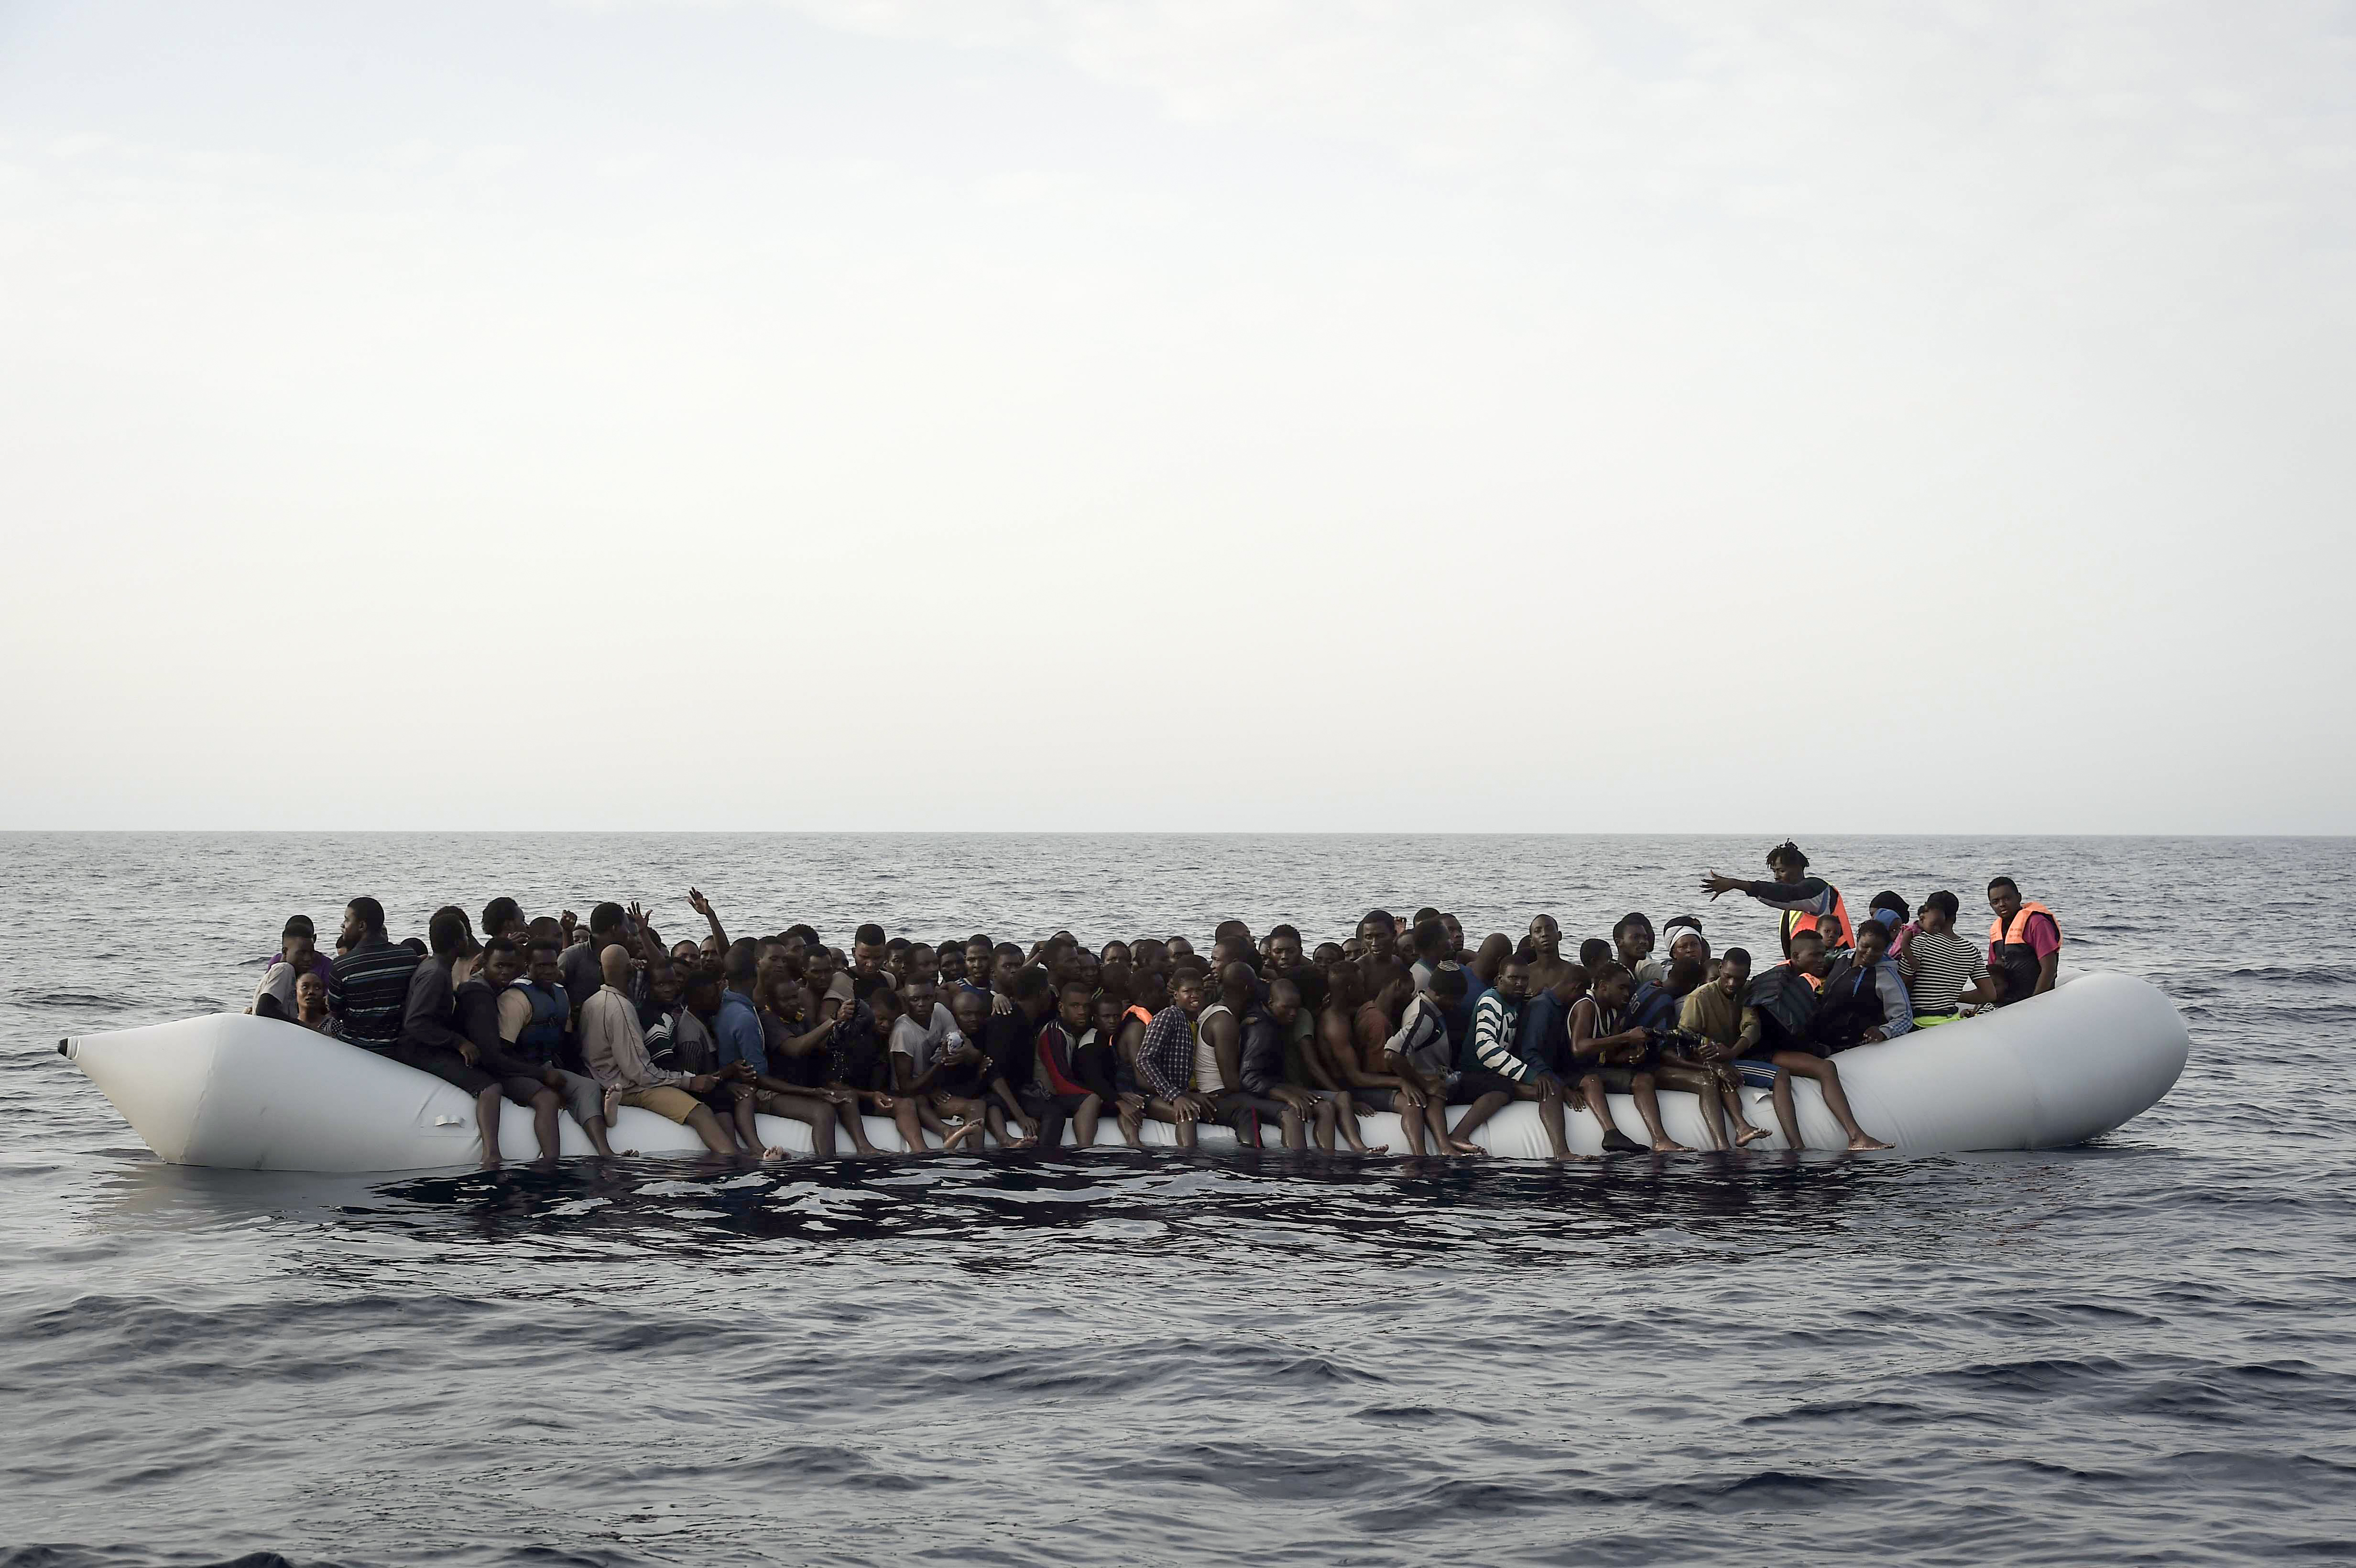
(2, 1), (2350, 832)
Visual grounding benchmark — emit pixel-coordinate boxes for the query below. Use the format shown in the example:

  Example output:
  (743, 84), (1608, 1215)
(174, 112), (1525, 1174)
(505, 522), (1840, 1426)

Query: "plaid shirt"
(1136, 1004), (1196, 1098)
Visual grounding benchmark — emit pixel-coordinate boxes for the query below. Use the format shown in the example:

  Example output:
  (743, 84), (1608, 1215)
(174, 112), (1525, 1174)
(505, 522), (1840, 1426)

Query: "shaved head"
(600, 943), (633, 987)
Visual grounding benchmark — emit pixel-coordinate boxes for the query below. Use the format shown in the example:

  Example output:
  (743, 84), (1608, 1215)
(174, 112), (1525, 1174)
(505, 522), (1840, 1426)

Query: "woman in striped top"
(1900, 892), (1997, 1022)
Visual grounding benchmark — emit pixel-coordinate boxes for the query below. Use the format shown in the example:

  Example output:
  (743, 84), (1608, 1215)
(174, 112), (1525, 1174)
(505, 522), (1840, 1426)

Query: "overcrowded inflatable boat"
(59, 971), (2189, 1171)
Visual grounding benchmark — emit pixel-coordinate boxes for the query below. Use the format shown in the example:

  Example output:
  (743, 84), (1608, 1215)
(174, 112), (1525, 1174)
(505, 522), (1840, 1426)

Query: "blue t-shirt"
(716, 989), (769, 1075)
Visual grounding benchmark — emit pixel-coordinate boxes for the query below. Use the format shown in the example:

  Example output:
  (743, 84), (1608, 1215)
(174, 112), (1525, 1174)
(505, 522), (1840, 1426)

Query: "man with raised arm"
(1700, 840), (1855, 958)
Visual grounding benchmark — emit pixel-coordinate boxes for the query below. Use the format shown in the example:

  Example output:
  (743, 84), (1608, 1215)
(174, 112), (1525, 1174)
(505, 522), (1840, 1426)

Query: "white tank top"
(1193, 1002), (1231, 1092)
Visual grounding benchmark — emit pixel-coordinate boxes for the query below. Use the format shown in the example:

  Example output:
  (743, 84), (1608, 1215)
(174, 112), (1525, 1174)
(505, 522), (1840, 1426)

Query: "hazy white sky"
(2, 0), (2350, 832)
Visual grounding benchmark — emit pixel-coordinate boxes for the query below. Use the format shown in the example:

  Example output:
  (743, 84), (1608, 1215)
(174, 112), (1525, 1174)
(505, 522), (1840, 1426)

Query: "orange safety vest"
(1987, 902), (2059, 1005)
(1780, 888), (1853, 955)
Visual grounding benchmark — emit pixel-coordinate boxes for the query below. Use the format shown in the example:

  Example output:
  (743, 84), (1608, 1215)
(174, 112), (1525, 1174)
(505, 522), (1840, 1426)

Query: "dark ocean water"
(3, 832), (2352, 1568)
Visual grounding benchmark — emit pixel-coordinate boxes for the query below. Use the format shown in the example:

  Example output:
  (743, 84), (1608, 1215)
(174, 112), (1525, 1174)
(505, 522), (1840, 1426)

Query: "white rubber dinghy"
(61, 972), (2188, 1172)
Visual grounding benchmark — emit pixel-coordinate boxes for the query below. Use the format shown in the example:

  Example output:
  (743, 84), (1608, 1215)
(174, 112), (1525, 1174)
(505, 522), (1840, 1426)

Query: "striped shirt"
(1901, 928), (1988, 1016)
(1464, 991), (1539, 1082)
(328, 937), (421, 1047)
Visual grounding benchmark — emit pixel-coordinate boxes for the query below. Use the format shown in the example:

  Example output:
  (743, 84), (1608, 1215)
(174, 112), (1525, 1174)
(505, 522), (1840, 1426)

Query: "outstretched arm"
(687, 888), (728, 952)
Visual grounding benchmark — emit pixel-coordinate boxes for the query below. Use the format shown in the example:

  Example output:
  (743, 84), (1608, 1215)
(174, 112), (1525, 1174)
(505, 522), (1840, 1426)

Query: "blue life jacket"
(1628, 981), (1681, 1034)
(512, 980), (569, 1064)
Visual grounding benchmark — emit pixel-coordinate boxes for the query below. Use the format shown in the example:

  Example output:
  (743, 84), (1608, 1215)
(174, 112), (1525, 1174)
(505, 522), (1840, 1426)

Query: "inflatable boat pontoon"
(57, 971), (2190, 1172)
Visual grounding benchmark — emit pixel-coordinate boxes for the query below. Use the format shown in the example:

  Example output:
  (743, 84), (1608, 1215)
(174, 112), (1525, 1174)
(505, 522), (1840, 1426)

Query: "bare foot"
(943, 1122), (984, 1151)
(1847, 1133), (1894, 1151)
(1356, 1143), (1390, 1156)
(1650, 1138), (1693, 1154)
(478, 1154), (502, 1172)
(761, 1145), (788, 1161)
(1734, 1124), (1772, 1146)
(1448, 1138), (1487, 1156)
(601, 1089), (622, 1124)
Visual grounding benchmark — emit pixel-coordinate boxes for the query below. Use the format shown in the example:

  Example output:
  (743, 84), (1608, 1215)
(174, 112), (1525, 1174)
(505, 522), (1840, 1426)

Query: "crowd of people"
(242, 842), (2064, 1168)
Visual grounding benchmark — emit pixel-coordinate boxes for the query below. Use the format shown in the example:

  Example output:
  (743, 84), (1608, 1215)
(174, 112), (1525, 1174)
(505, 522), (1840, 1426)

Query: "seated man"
(396, 907), (514, 1169)
(1569, 962), (1690, 1154)
(328, 897), (422, 1053)
(1344, 970), (1436, 1152)
(1986, 876), (2062, 1006)
(1614, 916), (1663, 987)
(921, 988), (1007, 1147)
(1261, 974), (1382, 1154)
(885, 976), (988, 1149)
(1739, 933), (1893, 1151)
(578, 944), (737, 1154)
(1032, 980), (1112, 1149)
(1383, 965), (1466, 1154)
(1680, 949), (1794, 1146)
(1075, 993), (1149, 1149)
(455, 935), (584, 1164)
(1239, 980), (1354, 1152)
(708, 948), (830, 1158)
(1134, 967), (1216, 1149)
(978, 967), (1058, 1149)
(1630, 958), (1767, 1151)
(1454, 958), (1578, 1160)
(848, 986), (936, 1152)
(1522, 916), (1573, 993)
(1195, 963), (1286, 1147)
(885, 970), (989, 1144)
(1810, 915), (1915, 1053)
(1899, 891), (1997, 1023)
(493, 935), (622, 1154)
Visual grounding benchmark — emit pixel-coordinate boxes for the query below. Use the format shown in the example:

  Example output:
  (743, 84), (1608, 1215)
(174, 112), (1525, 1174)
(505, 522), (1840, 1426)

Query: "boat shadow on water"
(91, 1142), (2165, 1268)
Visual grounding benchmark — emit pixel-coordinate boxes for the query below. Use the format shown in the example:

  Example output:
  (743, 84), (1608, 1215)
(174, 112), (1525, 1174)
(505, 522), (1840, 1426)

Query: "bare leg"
(1655, 1065), (1723, 1150)
(682, 1104), (737, 1154)
(582, 1114), (620, 1157)
(1447, 1090), (1513, 1144)
(834, 1096), (881, 1156)
(1628, 1074), (1692, 1153)
(1576, 1074), (1618, 1136)
(765, 1093), (837, 1157)
(889, 1098), (927, 1154)
(1278, 1105), (1306, 1150)
(731, 1092), (762, 1153)
(1074, 1094), (1103, 1149)
(1778, 1054), (1891, 1150)
(1718, 1068), (1770, 1146)
(1769, 1071), (1802, 1149)
(530, 1088), (563, 1162)
(1310, 1096), (1337, 1152)
(1326, 1092), (1378, 1154)
(1534, 1086), (1574, 1162)
(1146, 1100), (1199, 1150)
(476, 1085), (506, 1170)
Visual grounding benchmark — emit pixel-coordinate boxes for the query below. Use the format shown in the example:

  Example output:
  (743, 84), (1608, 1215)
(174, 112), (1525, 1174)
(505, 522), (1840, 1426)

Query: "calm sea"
(3, 832), (2351, 1567)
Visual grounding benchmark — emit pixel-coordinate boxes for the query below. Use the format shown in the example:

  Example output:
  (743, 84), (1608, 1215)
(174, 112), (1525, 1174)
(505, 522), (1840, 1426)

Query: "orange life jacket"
(1987, 902), (2059, 1006)
(1780, 888), (1853, 955)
